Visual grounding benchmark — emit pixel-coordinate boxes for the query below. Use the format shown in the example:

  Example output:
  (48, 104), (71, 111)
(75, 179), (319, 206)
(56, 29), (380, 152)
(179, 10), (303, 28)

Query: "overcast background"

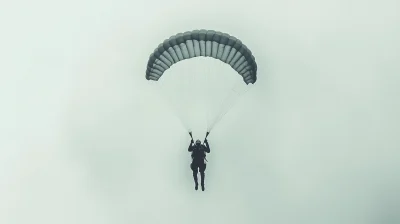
(1, 0), (400, 223)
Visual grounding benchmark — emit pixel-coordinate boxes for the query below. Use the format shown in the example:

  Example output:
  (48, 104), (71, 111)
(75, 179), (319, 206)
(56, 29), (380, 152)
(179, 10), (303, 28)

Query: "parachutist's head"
(196, 139), (201, 145)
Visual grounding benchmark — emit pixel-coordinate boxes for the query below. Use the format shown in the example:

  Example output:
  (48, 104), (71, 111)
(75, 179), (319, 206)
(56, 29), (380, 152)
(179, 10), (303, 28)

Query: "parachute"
(146, 30), (257, 84)
(146, 29), (258, 139)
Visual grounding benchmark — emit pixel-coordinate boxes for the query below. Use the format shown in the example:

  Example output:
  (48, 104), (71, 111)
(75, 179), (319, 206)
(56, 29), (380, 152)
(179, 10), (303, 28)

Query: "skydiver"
(188, 138), (210, 191)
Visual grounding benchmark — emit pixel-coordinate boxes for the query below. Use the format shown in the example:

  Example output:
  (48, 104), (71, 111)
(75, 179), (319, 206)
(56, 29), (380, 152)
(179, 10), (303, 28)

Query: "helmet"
(195, 139), (201, 144)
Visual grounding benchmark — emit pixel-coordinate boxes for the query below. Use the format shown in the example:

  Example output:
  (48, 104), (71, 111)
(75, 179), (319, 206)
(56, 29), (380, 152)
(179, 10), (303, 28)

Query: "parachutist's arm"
(188, 138), (194, 152)
(188, 142), (194, 152)
(204, 140), (210, 153)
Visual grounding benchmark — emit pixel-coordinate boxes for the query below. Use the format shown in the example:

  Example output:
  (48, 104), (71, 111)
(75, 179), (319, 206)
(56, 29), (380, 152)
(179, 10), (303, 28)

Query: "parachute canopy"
(146, 29), (258, 84)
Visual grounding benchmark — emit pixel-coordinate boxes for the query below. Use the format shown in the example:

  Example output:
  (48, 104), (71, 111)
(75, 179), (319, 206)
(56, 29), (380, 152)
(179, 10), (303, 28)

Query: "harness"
(191, 145), (208, 163)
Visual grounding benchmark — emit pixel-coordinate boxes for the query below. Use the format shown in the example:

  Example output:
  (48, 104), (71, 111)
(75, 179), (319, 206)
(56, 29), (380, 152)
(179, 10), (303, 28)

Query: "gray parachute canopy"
(145, 29), (257, 84)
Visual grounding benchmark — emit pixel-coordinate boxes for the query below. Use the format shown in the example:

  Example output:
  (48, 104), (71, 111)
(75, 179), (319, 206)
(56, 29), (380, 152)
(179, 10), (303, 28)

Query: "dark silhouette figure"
(188, 138), (210, 191)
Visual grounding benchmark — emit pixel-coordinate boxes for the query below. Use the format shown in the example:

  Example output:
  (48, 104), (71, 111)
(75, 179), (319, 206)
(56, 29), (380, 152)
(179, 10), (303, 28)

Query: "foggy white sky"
(1, 0), (400, 223)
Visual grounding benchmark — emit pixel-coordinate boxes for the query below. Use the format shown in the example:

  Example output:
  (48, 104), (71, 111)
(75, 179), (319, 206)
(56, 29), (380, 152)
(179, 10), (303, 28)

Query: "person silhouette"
(188, 138), (210, 191)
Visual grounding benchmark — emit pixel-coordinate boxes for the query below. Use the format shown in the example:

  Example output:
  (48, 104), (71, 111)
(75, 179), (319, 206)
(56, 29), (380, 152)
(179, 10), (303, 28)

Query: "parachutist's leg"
(191, 163), (198, 190)
(200, 164), (207, 191)
(193, 170), (198, 190)
(200, 172), (205, 191)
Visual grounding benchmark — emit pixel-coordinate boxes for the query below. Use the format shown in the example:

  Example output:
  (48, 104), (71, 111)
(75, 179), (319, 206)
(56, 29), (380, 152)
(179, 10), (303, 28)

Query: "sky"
(1, 0), (400, 223)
